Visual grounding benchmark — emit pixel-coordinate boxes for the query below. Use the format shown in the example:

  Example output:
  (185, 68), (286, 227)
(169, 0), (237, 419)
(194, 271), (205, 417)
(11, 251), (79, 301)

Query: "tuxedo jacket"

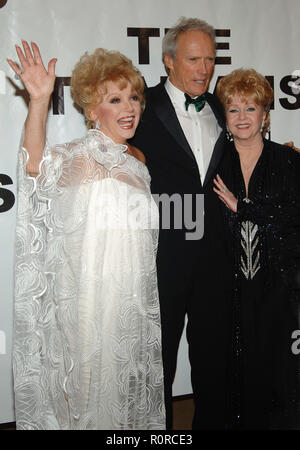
(131, 82), (230, 297)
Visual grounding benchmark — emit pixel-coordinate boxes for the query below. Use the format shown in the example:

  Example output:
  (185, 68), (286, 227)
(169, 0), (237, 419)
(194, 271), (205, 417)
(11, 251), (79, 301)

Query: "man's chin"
(187, 84), (208, 97)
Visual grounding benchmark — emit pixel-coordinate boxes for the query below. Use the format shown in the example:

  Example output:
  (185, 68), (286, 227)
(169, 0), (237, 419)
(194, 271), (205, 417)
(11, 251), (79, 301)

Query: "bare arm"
(7, 41), (57, 176)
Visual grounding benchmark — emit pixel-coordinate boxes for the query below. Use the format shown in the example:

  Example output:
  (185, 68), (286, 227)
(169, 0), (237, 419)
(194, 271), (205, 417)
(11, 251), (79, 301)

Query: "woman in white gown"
(8, 41), (165, 430)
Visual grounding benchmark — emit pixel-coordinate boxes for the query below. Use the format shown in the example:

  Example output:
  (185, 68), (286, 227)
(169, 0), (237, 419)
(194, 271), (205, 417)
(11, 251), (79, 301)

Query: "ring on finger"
(14, 71), (23, 80)
(222, 188), (227, 193)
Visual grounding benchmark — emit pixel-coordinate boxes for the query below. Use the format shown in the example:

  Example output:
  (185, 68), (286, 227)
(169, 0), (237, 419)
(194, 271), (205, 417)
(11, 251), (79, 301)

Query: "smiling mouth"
(117, 116), (135, 129)
(237, 124), (250, 129)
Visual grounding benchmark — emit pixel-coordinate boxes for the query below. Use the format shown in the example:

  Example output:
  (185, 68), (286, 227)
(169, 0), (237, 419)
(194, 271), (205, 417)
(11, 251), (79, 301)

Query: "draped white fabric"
(13, 130), (165, 430)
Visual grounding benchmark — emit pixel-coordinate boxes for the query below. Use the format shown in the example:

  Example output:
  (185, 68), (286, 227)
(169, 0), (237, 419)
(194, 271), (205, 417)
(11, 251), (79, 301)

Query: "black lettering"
(127, 28), (160, 64)
(265, 76), (275, 110)
(52, 76), (71, 115)
(0, 174), (15, 213)
(215, 29), (231, 36)
(215, 29), (231, 65)
(279, 76), (300, 110)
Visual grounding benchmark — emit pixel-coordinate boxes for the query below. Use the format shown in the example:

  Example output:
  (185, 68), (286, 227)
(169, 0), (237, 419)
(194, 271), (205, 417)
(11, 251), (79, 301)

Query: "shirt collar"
(165, 78), (187, 111)
(165, 78), (209, 114)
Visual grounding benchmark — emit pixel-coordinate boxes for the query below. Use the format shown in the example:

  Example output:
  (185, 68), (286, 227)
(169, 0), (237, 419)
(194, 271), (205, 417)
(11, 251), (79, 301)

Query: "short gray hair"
(162, 17), (216, 62)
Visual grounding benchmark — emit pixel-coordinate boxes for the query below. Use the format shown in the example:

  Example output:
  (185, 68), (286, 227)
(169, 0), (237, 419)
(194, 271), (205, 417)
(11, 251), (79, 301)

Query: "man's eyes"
(189, 57), (214, 62)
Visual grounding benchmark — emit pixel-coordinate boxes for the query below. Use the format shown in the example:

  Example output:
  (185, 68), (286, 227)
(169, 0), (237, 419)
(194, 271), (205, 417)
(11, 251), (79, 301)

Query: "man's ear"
(164, 54), (174, 73)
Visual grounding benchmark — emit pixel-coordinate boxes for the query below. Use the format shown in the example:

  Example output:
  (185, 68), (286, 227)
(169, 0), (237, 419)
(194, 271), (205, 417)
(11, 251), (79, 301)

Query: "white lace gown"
(14, 129), (165, 430)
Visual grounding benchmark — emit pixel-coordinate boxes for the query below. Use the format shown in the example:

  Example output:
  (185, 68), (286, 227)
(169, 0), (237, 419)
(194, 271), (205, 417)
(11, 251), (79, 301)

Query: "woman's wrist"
(29, 95), (52, 108)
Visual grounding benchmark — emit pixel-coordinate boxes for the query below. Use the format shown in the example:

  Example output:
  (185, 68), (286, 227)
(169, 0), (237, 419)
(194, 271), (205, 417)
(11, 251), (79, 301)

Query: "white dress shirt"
(165, 78), (222, 183)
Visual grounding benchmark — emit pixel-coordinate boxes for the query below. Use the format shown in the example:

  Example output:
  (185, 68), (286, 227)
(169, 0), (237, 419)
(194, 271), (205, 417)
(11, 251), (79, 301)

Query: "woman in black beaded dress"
(213, 69), (300, 429)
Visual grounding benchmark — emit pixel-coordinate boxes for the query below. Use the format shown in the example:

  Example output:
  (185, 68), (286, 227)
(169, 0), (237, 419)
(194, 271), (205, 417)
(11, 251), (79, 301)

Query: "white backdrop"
(0, 0), (299, 423)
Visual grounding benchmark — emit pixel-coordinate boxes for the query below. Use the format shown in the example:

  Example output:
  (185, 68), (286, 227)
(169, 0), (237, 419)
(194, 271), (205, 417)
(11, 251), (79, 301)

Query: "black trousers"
(158, 260), (232, 430)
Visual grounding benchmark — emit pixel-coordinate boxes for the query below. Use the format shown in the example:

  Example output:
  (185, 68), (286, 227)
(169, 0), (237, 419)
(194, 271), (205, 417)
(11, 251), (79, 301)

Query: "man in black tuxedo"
(131, 17), (233, 429)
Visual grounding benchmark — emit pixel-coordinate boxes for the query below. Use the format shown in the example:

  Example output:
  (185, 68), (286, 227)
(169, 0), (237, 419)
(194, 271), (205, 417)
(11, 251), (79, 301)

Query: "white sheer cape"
(14, 129), (165, 430)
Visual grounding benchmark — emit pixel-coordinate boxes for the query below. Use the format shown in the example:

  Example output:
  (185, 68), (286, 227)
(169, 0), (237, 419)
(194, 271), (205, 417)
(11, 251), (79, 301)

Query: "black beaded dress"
(217, 138), (300, 429)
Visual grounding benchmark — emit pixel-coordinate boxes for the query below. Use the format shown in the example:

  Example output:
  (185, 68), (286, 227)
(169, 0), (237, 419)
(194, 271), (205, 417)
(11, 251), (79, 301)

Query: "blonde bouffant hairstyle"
(216, 68), (274, 136)
(71, 48), (145, 129)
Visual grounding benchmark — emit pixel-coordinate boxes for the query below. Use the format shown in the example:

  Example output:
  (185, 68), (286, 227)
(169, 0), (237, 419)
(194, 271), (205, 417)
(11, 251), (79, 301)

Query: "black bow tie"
(184, 93), (206, 112)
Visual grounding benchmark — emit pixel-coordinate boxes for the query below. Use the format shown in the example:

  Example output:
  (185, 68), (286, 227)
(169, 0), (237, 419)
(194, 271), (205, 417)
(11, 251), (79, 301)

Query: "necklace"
(241, 161), (255, 172)
(240, 151), (262, 172)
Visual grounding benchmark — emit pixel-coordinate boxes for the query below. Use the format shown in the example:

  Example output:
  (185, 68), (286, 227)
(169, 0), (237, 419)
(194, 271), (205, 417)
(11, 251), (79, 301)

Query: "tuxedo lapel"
(146, 83), (226, 186)
(148, 83), (195, 160)
(203, 131), (226, 187)
(203, 95), (226, 187)
(206, 93), (226, 130)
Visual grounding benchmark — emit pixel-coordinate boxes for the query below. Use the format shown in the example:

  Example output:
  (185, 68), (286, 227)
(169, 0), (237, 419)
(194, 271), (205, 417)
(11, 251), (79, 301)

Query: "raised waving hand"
(7, 40), (57, 102)
(7, 41), (57, 176)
